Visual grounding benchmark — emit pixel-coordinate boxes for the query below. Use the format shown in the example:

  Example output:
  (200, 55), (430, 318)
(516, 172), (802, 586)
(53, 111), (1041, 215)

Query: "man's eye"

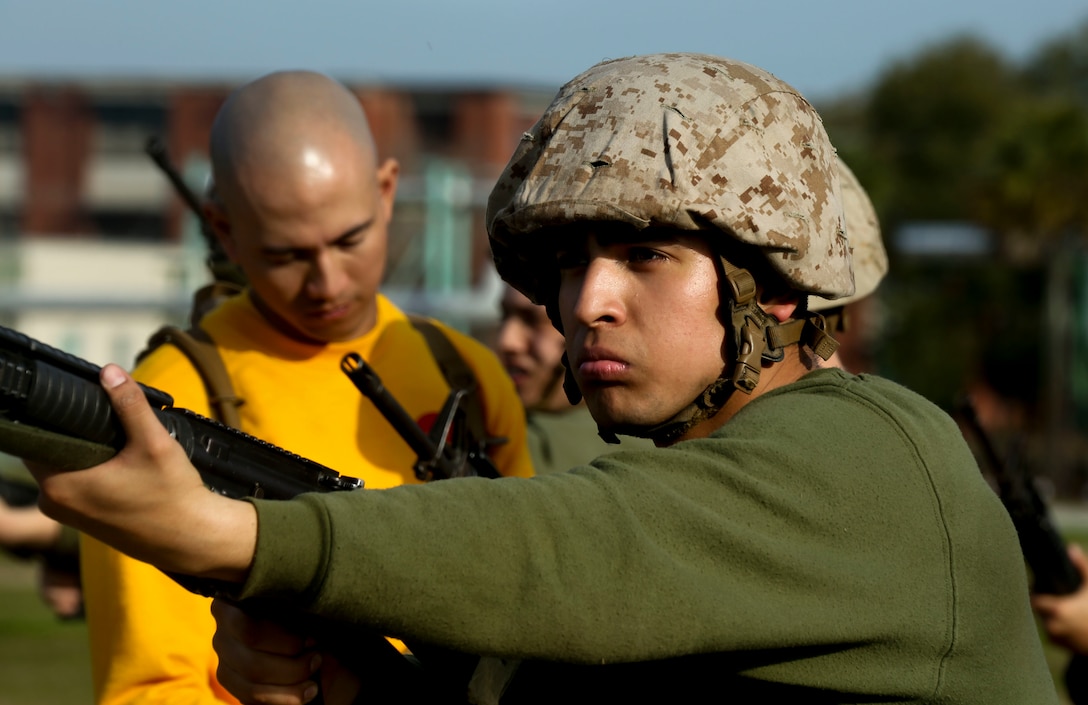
(555, 251), (587, 271)
(264, 252), (297, 266)
(628, 247), (664, 263)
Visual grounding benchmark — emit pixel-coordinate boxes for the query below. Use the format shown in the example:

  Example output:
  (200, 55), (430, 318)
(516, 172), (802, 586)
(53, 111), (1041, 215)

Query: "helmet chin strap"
(563, 256), (839, 446)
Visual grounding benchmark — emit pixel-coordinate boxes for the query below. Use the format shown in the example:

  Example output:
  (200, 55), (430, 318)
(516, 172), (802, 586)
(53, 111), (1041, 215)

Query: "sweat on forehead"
(209, 71), (378, 185)
(487, 52), (853, 307)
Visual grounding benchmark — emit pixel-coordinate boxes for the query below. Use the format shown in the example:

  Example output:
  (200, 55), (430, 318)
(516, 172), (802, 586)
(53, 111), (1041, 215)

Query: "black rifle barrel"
(340, 352), (466, 480)
(0, 324), (361, 499)
(145, 136), (206, 220)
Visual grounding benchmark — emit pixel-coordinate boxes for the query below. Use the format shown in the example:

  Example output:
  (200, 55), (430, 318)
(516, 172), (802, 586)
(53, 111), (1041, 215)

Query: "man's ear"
(203, 202), (237, 262)
(376, 158), (400, 221)
(761, 297), (799, 323)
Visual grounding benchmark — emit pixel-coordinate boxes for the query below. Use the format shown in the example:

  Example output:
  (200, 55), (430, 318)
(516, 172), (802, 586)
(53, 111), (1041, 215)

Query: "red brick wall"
(164, 88), (229, 240)
(21, 86), (94, 236)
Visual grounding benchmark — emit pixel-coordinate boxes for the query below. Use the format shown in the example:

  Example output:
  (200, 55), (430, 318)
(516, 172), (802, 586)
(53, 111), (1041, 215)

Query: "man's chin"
(300, 321), (366, 344)
(584, 400), (659, 439)
(293, 308), (374, 343)
(272, 316), (363, 345)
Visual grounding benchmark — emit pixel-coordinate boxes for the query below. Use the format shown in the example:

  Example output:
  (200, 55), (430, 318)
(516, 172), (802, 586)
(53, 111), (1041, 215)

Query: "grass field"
(0, 554), (92, 705)
(0, 525), (1084, 704)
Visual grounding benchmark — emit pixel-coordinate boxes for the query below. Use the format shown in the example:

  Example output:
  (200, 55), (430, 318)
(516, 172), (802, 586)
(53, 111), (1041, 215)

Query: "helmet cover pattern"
(487, 52), (855, 305)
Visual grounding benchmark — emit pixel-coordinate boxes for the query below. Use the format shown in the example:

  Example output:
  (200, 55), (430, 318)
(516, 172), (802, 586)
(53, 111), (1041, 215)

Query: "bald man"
(79, 71), (534, 705)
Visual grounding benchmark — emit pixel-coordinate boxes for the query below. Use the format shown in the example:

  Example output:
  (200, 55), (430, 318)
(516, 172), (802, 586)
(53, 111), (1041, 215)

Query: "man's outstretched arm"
(28, 363), (256, 583)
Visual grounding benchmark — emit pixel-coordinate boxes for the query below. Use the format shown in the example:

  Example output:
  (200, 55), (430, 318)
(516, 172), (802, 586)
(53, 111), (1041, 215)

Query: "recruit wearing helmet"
(487, 52), (854, 442)
(809, 157), (887, 324)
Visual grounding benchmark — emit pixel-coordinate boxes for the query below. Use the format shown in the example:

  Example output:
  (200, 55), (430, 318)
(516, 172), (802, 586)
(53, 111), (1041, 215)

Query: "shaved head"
(209, 70), (378, 209)
(204, 70), (399, 344)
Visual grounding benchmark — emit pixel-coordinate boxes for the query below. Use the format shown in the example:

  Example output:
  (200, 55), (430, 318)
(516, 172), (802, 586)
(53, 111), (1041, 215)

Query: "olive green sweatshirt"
(239, 370), (1057, 703)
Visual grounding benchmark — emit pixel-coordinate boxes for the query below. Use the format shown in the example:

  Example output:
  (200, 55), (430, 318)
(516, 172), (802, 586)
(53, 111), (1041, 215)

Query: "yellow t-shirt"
(81, 292), (533, 705)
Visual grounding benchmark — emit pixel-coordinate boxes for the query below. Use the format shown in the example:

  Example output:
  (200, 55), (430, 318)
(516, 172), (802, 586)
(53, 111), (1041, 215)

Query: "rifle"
(0, 322), (362, 500)
(144, 136), (246, 289)
(342, 352), (500, 481)
(956, 397), (1088, 704)
(956, 396), (1080, 595)
(145, 137), (208, 228)
(0, 323), (481, 701)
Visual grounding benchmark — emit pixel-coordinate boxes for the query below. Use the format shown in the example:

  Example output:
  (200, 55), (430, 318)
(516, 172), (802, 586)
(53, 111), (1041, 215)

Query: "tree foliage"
(1024, 21), (1088, 105)
(817, 18), (1088, 453)
(822, 21), (1088, 252)
(971, 101), (1088, 253)
(863, 37), (1022, 227)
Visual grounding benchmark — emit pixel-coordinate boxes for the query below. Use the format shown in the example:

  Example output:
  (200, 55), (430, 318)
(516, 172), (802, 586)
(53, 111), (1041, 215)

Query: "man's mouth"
(502, 360), (536, 386)
(576, 348), (630, 383)
(304, 302), (351, 322)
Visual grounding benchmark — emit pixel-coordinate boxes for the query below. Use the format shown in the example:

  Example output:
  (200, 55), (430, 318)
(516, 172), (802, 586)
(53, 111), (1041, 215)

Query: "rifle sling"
(140, 325), (244, 429)
(139, 314), (491, 455)
(407, 315), (492, 456)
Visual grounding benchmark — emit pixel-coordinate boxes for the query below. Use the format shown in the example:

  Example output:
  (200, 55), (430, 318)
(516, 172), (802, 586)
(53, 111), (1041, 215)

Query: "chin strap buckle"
(802, 312), (840, 361)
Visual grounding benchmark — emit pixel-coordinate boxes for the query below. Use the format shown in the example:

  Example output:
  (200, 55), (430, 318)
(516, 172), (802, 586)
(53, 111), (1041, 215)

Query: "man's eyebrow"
(259, 219), (375, 255)
(259, 243), (299, 256)
(552, 231), (588, 254)
(596, 227), (678, 247)
(332, 218), (374, 245)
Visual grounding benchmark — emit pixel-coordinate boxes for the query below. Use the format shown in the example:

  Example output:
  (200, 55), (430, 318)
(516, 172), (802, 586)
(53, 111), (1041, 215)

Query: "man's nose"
(496, 318), (529, 355)
(305, 250), (347, 299)
(570, 259), (625, 328)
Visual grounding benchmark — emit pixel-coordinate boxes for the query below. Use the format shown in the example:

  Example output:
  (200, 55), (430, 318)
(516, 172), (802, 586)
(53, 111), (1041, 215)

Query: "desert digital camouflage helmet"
(488, 52), (854, 305)
(809, 157), (887, 317)
(486, 53), (855, 442)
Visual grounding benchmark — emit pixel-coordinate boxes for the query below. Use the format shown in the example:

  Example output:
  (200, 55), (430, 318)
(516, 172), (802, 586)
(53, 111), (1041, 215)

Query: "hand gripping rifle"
(0, 324), (483, 702)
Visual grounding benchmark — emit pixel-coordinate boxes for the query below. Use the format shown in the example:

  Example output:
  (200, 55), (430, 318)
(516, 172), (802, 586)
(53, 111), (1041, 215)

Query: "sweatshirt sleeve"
(235, 411), (988, 669)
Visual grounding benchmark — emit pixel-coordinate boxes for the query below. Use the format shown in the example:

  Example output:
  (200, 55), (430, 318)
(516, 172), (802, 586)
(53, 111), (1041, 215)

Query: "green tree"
(1024, 19), (1088, 106)
(863, 36), (1025, 228)
(818, 19), (1088, 494)
(970, 100), (1088, 257)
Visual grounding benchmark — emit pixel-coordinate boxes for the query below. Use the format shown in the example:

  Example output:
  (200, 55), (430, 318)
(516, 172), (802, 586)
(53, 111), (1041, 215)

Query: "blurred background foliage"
(817, 20), (1088, 498)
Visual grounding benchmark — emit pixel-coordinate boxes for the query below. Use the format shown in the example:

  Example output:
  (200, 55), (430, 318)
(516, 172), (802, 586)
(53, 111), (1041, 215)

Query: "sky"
(0, 0), (1085, 101)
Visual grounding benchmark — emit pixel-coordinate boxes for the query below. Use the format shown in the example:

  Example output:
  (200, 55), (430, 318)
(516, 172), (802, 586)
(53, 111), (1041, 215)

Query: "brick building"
(0, 77), (551, 250)
(0, 77), (554, 361)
